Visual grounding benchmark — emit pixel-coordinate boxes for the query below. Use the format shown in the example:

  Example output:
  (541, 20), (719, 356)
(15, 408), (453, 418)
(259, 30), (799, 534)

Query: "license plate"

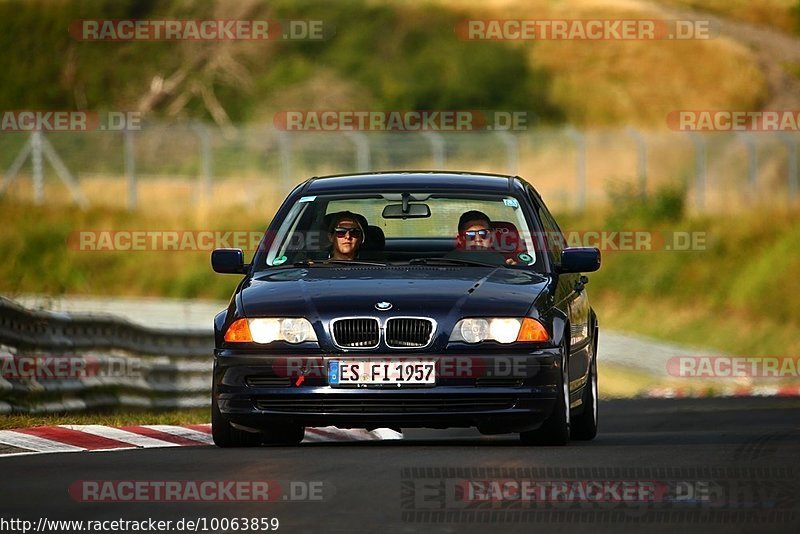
(328, 360), (435, 386)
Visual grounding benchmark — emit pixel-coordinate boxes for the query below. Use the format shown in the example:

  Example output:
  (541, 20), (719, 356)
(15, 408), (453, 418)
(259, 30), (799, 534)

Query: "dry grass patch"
(421, 0), (768, 127)
(656, 0), (799, 35)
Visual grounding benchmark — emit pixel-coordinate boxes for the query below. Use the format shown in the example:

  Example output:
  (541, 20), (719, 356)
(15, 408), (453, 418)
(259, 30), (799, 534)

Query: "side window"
(538, 208), (565, 265)
(527, 187), (567, 266)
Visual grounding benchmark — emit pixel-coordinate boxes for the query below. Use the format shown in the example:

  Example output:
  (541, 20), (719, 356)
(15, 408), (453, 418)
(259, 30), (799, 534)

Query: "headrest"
(491, 221), (523, 253)
(362, 225), (385, 251)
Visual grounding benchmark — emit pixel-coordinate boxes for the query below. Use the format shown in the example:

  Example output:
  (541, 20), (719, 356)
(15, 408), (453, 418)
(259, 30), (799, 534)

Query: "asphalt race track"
(1, 397), (798, 534)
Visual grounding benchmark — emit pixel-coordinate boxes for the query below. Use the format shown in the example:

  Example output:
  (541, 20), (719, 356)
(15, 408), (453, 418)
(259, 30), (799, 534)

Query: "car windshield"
(258, 193), (541, 270)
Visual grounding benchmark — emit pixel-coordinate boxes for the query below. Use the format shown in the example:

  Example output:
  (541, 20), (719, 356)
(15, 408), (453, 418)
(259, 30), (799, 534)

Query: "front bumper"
(213, 348), (562, 434)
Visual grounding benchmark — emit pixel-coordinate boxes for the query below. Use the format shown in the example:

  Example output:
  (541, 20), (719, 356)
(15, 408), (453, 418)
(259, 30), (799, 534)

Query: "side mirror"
(560, 247), (601, 273)
(212, 248), (247, 274)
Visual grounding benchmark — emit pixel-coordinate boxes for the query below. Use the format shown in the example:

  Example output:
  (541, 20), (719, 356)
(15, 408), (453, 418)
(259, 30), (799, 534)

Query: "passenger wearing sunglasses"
(456, 210), (518, 265)
(458, 210), (494, 251)
(327, 211), (367, 260)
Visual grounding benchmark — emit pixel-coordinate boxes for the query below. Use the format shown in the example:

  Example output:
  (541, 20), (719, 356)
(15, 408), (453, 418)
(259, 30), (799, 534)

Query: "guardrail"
(0, 296), (213, 414)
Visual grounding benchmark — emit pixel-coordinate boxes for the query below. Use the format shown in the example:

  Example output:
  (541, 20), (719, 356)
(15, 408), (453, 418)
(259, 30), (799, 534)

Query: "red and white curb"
(645, 385), (800, 399)
(0, 425), (402, 457)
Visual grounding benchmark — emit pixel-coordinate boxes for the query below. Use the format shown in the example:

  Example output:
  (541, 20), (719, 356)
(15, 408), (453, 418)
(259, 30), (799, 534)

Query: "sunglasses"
(334, 227), (363, 238)
(464, 229), (492, 239)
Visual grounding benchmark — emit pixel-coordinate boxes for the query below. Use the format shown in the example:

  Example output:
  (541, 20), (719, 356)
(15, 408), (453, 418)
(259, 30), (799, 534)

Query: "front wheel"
(570, 350), (598, 441)
(520, 337), (570, 446)
(212, 399), (263, 448)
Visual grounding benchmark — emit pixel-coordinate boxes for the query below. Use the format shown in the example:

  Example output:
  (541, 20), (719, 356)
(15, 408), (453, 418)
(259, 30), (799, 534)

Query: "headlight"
(489, 318), (522, 344)
(280, 318), (315, 344)
(449, 318), (549, 343)
(459, 318), (489, 343)
(224, 318), (317, 344)
(248, 318), (281, 343)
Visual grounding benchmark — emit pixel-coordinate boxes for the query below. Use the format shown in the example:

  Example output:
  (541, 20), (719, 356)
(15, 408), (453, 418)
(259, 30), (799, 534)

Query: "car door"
(527, 187), (592, 392)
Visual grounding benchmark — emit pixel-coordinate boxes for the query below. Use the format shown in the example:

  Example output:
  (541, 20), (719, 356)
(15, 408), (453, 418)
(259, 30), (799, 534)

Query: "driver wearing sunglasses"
(458, 210), (494, 251)
(457, 210), (517, 265)
(327, 211), (367, 260)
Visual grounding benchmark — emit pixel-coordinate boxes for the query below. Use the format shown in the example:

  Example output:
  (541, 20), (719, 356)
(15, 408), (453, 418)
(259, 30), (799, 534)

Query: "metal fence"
(1, 122), (799, 213)
(0, 297), (212, 414)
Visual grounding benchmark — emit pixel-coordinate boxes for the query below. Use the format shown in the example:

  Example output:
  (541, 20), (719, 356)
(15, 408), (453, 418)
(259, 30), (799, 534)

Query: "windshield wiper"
(324, 259), (387, 266)
(406, 257), (500, 268)
(268, 259), (388, 269)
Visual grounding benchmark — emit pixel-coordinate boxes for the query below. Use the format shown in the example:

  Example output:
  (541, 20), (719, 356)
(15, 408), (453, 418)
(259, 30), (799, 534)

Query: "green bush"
(0, 0), (562, 123)
(604, 180), (686, 227)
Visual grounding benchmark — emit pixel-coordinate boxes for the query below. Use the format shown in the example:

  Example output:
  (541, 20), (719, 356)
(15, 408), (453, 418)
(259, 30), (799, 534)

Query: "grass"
(0, 197), (266, 300)
(0, 0), (560, 127)
(599, 362), (664, 399)
(425, 0), (768, 127)
(597, 362), (750, 399)
(560, 185), (800, 357)
(655, 0), (800, 35)
(593, 292), (800, 358)
(0, 0), (774, 132)
(436, 0), (800, 36)
(0, 408), (209, 430)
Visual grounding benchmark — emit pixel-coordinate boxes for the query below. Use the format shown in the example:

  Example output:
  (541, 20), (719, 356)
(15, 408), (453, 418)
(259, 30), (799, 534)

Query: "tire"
(212, 399), (262, 448)
(570, 348), (598, 441)
(520, 335), (570, 446)
(261, 423), (305, 446)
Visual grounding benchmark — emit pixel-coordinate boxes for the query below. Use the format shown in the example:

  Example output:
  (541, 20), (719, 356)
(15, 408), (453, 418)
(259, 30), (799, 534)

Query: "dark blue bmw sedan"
(211, 172), (600, 446)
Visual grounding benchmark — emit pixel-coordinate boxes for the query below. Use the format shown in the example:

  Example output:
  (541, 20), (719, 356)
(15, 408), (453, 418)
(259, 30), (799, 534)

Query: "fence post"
(1, 132), (87, 207)
(626, 127), (647, 199)
(277, 131), (292, 194)
(31, 131), (44, 205)
(688, 133), (706, 211)
(738, 132), (758, 196)
(39, 135), (88, 208)
(124, 129), (137, 210)
(345, 132), (370, 172)
(780, 133), (797, 203)
(421, 131), (445, 168)
(192, 122), (213, 202)
(566, 127), (586, 212)
(495, 131), (518, 174)
(0, 135), (34, 197)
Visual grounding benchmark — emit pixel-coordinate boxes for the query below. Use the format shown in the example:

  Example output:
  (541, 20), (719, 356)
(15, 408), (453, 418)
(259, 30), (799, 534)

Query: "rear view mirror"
(382, 203), (431, 219)
(212, 248), (247, 274)
(559, 247), (601, 273)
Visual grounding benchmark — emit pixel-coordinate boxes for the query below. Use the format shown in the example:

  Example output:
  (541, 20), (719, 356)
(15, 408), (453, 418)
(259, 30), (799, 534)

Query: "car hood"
(241, 266), (550, 320)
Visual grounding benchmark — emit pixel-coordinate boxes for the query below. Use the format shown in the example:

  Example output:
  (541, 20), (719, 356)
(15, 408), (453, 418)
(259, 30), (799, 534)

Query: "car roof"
(302, 171), (519, 194)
